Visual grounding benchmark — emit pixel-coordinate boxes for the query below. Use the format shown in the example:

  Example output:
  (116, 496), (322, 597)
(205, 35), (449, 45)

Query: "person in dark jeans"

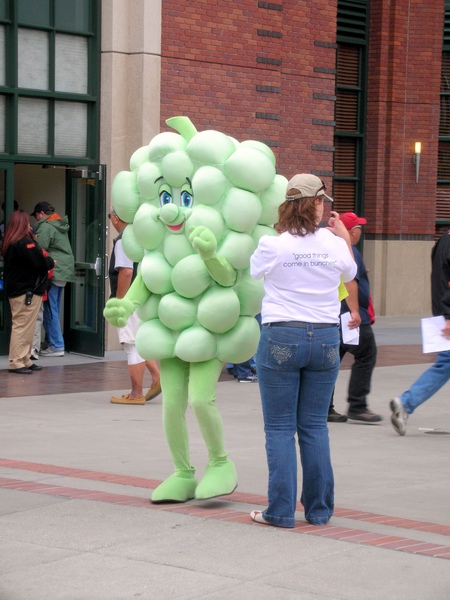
(328, 212), (382, 424)
(227, 313), (261, 382)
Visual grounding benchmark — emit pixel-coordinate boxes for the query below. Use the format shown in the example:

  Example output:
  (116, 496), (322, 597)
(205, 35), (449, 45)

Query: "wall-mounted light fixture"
(413, 142), (421, 183)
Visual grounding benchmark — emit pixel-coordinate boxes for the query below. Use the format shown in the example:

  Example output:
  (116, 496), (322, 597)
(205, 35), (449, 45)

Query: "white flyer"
(341, 312), (360, 345)
(421, 316), (450, 353)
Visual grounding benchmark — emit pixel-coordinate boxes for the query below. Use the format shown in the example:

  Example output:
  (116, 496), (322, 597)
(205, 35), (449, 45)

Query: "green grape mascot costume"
(104, 117), (285, 503)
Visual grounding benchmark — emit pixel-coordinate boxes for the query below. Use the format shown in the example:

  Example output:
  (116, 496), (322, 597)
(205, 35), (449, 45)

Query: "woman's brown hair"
(276, 196), (322, 236)
(1, 210), (32, 256)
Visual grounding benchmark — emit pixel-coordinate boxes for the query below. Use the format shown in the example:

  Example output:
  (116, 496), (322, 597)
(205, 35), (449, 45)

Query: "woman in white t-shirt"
(249, 173), (358, 528)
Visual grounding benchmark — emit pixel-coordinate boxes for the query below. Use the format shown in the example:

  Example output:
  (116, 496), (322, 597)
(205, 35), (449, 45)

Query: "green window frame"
(0, 0), (100, 165)
(334, 0), (369, 216)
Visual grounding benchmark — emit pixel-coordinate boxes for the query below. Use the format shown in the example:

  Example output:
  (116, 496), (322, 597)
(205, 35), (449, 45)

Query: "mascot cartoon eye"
(160, 190), (173, 206)
(180, 190), (193, 208)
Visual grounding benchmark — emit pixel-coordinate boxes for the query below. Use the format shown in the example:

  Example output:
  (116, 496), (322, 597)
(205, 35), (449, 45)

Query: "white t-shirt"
(250, 229), (357, 324)
(114, 238), (139, 344)
(114, 238), (134, 270)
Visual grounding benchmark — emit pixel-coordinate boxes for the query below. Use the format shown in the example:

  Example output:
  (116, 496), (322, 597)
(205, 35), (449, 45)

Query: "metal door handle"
(94, 257), (102, 276)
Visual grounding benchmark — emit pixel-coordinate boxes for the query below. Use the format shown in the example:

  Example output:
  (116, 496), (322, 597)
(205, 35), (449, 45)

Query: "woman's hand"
(326, 211), (353, 255)
(441, 320), (450, 338)
(327, 211), (349, 238)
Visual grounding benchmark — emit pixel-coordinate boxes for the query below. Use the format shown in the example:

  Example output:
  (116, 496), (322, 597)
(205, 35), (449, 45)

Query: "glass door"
(0, 164), (15, 355)
(64, 165), (106, 356)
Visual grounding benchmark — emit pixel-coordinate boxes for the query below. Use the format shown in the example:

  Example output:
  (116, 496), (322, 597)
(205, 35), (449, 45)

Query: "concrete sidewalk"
(1, 318), (450, 599)
(0, 314), (426, 371)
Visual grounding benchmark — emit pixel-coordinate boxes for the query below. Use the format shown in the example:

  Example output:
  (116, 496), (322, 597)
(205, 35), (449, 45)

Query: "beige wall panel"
(101, 0), (161, 54)
(101, 1), (162, 352)
(102, 53), (132, 178)
(126, 54), (161, 157)
(129, 0), (162, 55)
(365, 240), (433, 317)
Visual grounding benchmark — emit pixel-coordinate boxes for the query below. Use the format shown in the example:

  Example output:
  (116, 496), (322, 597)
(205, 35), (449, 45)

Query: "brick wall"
(159, 0), (443, 239)
(160, 0), (338, 186)
(365, 0), (444, 237)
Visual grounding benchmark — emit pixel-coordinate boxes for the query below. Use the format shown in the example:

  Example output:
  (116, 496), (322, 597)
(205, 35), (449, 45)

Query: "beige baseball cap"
(285, 174), (333, 202)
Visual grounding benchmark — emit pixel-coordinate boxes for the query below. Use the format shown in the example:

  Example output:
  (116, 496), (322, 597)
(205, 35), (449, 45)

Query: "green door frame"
(0, 162), (17, 355)
(64, 164), (106, 357)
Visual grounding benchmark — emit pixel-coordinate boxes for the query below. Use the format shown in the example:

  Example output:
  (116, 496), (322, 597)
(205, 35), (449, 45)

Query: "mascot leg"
(189, 359), (238, 500)
(151, 357), (198, 503)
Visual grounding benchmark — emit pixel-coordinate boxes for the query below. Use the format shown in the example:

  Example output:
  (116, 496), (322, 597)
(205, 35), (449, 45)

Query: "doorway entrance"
(0, 163), (106, 357)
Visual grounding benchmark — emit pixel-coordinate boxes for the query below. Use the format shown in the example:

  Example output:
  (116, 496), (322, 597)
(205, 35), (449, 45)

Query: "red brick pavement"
(0, 345), (435, 398)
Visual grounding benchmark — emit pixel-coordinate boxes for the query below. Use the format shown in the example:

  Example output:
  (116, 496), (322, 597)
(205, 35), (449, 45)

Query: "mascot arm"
(103, 273), (150, 327)
(125, 272), (151, 307)
(189, 225), (236, 287)
(204, 255), (236, 287)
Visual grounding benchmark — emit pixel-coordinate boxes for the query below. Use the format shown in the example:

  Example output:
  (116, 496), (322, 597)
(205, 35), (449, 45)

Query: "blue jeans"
(256, 323), (340, 527)
(43, 284), (65, 350)
(400, 350), (450, 414)
(234, 359), (254, 379)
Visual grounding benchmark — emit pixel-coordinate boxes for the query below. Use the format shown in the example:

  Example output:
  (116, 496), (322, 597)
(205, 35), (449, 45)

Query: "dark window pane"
(336, 44), (360, 87)
(0, 0), (6, 21)
(55, 0), (90, 33)
(436, 185), (450, 219)
(441, 53), (450, 93)
(336, 90), (358, 131)
(440, 96), (450, 137)
(17, 0), (50, 27)
(335, 138), (357, 177)
(333, 180), (356, 213)
(438, 141), (450, 179)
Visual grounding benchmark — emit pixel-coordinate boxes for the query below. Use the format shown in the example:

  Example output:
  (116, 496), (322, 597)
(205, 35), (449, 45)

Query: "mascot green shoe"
(195, 459), (238, 500)
(151, 471), (198, 504)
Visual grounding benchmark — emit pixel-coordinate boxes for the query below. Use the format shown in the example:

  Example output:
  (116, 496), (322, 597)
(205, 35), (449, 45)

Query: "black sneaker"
(347, 410), (383, 423)
(29, 363), (43, 371)
(327, 408), (348, 423)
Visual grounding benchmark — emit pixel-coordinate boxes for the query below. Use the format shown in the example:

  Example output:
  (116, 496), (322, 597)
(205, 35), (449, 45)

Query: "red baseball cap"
(340, 212), (367, 231)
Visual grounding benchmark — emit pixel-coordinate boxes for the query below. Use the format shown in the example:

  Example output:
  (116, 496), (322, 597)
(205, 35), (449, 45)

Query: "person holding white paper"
(390, 230), (450, 435)
(328, 212), (382, 423)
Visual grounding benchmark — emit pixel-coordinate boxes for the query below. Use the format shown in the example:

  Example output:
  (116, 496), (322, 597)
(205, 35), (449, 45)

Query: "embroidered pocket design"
(271, 344), (292, 365)
(326, 346), (339, 365)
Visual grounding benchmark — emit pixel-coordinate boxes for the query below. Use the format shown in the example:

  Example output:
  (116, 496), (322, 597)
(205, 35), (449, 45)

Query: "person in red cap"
(327, 212), (383, 423)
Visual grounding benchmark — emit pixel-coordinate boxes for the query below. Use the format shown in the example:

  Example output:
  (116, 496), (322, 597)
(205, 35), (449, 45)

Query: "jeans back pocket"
(263, 334), (299, 371)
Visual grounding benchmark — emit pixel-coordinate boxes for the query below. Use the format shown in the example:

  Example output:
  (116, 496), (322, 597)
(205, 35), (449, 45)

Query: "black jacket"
(4, 236), (55, 298)
(431, 232), (450, 319)
(108, 232), (137, 299)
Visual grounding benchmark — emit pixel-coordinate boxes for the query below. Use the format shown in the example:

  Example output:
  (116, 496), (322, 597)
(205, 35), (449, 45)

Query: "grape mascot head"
(104, 116), (285, 503)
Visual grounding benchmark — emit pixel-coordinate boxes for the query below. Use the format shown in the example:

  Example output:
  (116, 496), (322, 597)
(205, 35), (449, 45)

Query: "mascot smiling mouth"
(167, 222), (184, 232)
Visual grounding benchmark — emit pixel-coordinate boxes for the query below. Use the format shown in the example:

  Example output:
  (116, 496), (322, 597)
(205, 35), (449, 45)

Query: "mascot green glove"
(104, 116), (285, 503)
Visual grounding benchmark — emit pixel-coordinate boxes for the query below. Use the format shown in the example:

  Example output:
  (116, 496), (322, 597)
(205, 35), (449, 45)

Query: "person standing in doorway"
(2, 210), (54, 373)
(31, 201), (75, 357)
(108, 208), (161, 404)
(327, 212), (382, 423)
